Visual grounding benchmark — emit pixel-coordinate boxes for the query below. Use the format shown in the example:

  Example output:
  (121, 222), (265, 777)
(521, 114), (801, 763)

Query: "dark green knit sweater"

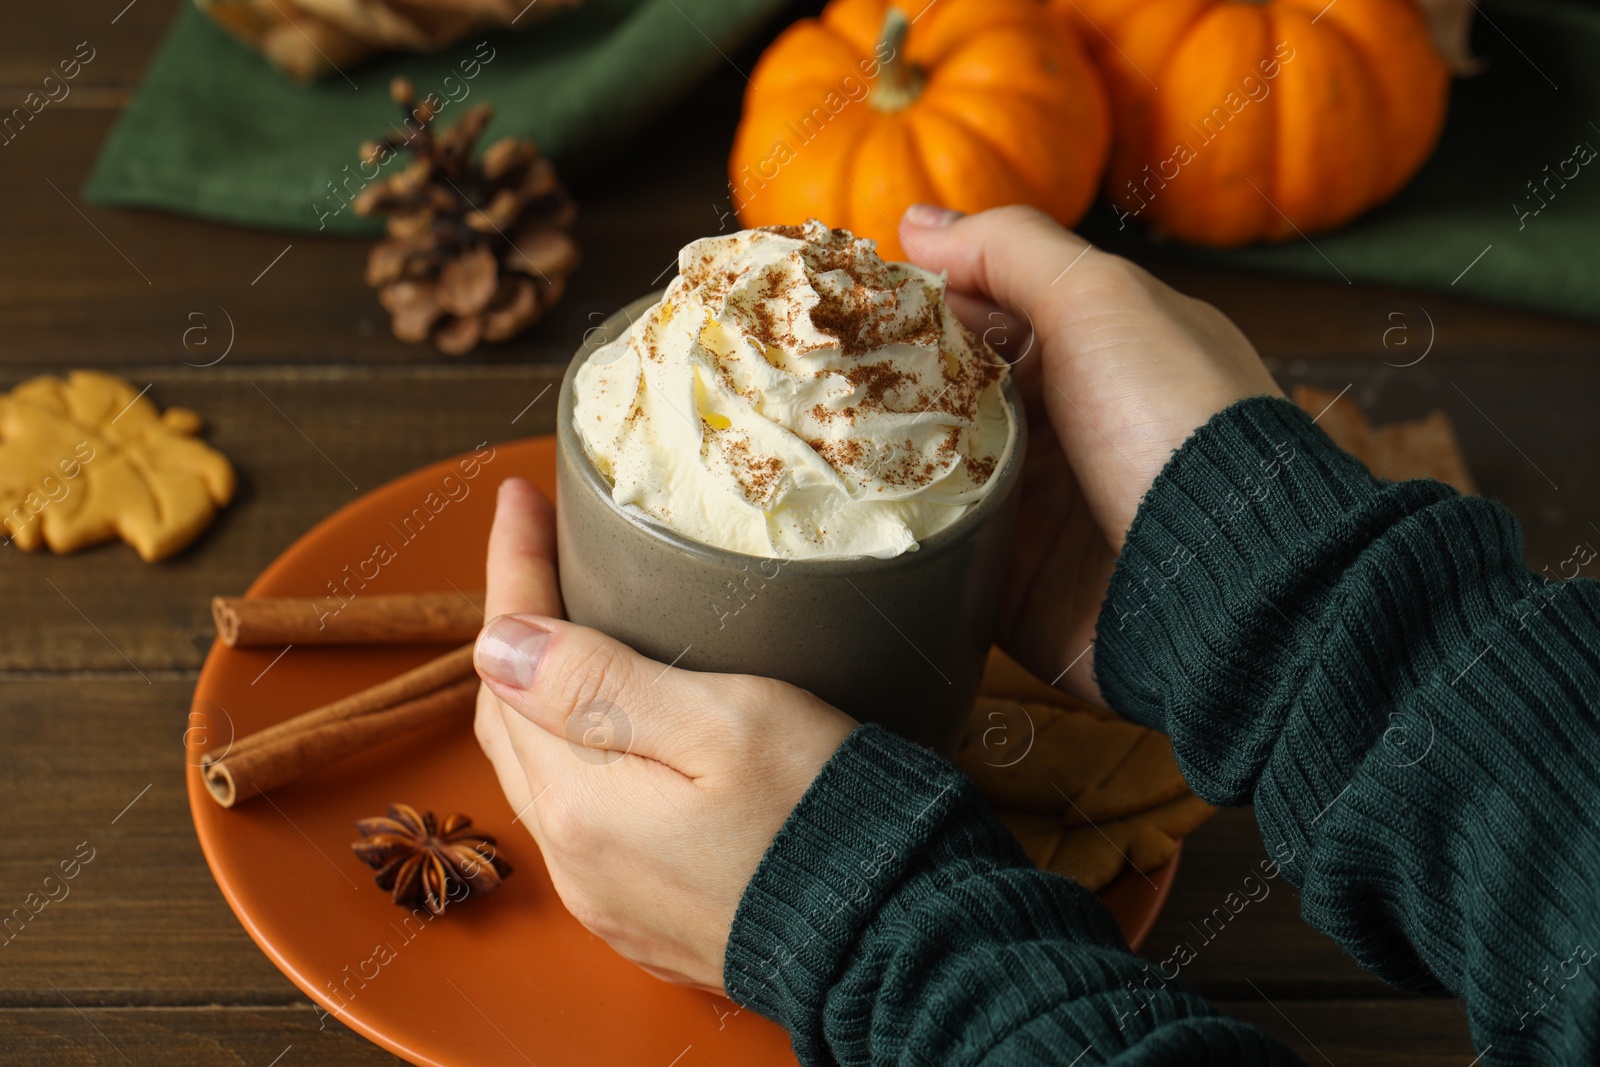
(723, 396), (1600, 1066)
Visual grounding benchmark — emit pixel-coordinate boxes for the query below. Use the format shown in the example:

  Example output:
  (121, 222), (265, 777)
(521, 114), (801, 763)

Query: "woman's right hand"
(900, 205), (1282, 703)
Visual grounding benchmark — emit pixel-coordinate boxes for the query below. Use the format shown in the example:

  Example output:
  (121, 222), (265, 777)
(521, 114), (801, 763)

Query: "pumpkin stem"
(870, 8), (924, 112)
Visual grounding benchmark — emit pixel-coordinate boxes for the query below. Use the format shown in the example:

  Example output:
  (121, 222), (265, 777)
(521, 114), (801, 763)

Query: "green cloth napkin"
(84, 0), (787, 236)
(87, 0), (1600, 319)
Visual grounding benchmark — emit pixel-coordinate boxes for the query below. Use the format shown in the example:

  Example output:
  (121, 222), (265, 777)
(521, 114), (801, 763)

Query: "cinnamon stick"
(201, 643), (479, 808)
(212, 592), (484, 647)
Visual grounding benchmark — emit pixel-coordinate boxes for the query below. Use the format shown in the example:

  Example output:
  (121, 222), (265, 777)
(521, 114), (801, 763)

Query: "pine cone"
(355, 78), (580, 356)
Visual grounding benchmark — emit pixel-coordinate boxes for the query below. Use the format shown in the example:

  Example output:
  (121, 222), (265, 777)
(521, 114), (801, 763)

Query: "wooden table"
(4, 3), (1596, 1063)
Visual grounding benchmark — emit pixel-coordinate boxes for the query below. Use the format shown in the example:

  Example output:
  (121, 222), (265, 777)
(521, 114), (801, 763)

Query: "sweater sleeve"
(723, 725), (1301, 1065)
(1094, 396), (1600, 1064)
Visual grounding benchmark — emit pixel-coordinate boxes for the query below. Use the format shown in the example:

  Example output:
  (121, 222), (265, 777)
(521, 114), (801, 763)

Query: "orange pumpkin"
(1051, 0), (1449, 246)
(730, 0), (1110, 261)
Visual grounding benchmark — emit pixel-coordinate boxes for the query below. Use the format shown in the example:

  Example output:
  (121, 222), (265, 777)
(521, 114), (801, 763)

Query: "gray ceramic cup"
(554, 292), (1026, 753)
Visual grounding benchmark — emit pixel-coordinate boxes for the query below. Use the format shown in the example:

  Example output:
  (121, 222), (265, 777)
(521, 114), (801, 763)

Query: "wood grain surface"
(4, 0), (1597, 1061)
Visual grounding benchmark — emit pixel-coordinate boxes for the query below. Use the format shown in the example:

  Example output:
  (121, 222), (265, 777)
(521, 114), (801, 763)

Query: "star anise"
(352, 803), (512, 914)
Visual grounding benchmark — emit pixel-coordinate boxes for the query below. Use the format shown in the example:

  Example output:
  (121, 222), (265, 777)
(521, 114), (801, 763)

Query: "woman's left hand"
(472, 476), (857, 994)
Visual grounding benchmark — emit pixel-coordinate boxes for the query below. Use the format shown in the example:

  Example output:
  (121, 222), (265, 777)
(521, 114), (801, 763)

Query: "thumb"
(474, 614), (720, 772)
(899, 204), (1099, 339)
(483, 477), (562, 622)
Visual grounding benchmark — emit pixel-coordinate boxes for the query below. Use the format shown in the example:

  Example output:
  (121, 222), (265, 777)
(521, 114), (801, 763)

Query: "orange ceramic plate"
(187, 437), (1180, 1066)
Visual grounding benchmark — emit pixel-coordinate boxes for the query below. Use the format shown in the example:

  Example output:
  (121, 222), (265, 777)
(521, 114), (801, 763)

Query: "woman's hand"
(900, 205), (1282, 704)
(472, 209), (1278, 990)
(472, 477), (856, 994)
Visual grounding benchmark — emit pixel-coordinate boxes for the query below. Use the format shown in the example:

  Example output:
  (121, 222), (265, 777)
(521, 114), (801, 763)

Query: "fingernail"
(476, 614), (551, 689)
(904, 203), (964, 229)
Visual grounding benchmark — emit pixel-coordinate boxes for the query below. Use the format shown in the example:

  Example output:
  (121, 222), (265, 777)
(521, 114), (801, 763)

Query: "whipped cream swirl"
(572, 221), (1014, 559)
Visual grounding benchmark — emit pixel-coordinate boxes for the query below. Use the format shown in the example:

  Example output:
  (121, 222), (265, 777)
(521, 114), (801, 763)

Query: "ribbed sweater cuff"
(724, 724), (1006, 1060)
(1090, 395), (1600, 1051)
(1093, 395), (1458, 803)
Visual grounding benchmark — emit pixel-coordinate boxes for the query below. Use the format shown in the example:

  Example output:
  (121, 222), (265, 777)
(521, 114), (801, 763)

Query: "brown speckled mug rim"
(556, 290), (1027, 577)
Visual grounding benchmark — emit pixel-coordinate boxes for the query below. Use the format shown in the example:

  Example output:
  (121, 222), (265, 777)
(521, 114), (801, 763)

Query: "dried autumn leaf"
(0, 371), (235, 562)
(1040, 795), (1217, 891)
(1292, 385), (1476, 494)
(956, 697), (1149, 815)
(956, 649), (1215, 891)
